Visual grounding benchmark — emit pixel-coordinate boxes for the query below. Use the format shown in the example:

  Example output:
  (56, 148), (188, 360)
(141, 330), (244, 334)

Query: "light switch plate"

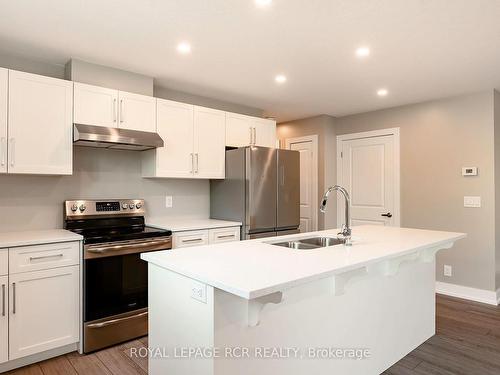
(464, 196), (481, 208)
(165, 195), (173, 208)
(191, 281), (207, 304)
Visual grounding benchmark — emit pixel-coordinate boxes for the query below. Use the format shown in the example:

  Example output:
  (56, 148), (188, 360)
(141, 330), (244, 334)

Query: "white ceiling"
(0, 0), (499, 121)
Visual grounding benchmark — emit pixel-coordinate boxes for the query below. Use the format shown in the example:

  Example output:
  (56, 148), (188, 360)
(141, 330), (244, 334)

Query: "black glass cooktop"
(64, 216), (171, 244)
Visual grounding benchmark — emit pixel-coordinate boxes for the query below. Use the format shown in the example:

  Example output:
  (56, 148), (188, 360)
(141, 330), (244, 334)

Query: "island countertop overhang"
(141, 225), (466, 300)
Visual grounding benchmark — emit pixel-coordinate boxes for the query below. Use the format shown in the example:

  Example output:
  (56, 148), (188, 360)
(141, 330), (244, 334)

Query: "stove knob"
(79, 204), (86, 212)
(129, 203), (135, 209)
(136, 202), (142, 209)
(71, 204), (78, 212)
(122, 203), (128, 210)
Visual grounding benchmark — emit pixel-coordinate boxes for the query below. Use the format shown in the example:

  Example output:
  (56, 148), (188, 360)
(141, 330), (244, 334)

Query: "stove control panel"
(64, 199), (146, 219)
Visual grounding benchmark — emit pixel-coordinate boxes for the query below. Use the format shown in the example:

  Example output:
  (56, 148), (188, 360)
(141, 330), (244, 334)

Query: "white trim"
(336, 127), (401, 228)
(436, 281), (499, 306)
(285, 135), (319, 231)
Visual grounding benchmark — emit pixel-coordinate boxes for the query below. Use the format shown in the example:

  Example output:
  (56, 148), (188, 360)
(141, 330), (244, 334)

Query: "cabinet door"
(118, 91), (156, 132)
(8, 70), (73, 175)
(194, 106), (226, 179)
(0, 68), (7, 174)
(208, 227), (240, 244)
(252, 118), (276, 148)
(155, 99), (194, 178)
(0, 275), (7, 364)
(9, 266), (79, 360)
(74, 82), (118, 128)
(225, 112), (252, 147)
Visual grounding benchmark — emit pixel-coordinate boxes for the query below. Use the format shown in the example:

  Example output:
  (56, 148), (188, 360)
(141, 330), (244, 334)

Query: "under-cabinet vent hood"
(73, 124), (164, 151)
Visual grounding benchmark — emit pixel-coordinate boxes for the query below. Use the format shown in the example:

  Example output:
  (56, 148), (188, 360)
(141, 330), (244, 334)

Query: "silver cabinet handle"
(29, 253), (63, 262)
(12, 282), (15, 314)
(0, 137), (5, 166)
(195, 153), (199, 174)
(190, 153), (194, 174)
(1, 284), (5, 317)
(9, 138), (14, 167)
(217, 234), (235, 239)
(120, 99), (124, 123)
(249, 127), (253, 145)
(113, 98), (117, 123)
(253, 127), (257, 145)
(182, 238), (204, 243)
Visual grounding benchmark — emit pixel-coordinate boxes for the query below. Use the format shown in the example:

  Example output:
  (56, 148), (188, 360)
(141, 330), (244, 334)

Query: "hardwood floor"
(4, 295), (500, 375)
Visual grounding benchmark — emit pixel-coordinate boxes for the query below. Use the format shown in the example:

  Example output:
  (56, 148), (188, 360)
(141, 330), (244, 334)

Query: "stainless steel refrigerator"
(210, 146), (300, 240)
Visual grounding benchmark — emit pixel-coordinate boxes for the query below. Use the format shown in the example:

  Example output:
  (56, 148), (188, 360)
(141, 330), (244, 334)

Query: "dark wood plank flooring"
(4, 295), (499, 375)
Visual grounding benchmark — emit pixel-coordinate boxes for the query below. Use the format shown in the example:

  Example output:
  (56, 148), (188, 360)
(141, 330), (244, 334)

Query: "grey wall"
(0, 147), (210, 231)
(277, 115), (337, 230)
(335, 91), (496, 292)
(0, 53), (65, 79)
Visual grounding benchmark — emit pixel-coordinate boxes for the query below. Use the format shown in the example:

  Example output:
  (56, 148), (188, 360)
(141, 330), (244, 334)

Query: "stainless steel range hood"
(73, 124), (164, 151)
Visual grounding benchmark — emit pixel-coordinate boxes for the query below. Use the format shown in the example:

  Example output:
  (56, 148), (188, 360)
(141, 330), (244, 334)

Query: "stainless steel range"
(64, 199), (172, 353)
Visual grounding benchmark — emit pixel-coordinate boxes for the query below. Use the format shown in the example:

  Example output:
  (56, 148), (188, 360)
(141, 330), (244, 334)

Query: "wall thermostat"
(462, 167), (478, 176)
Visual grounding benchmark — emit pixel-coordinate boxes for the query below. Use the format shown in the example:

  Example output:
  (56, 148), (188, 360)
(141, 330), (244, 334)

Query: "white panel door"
(155, 99), (194, 178)
(252, 118), (276, 148)
(225, 112), (252, 147)
(340, 135), (396, 226)
(9, 266), (79, 360)
(0, 275), (7, 364)
(118, 91), (156, 132)
(8, 70), (73, 175)
(194, 106), (225, 179)
(0, 68), (7, 174)
(288, 139), (317, 232)
(74, 82), (118, 128)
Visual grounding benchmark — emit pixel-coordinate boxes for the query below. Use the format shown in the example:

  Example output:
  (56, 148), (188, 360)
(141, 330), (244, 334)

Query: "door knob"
(381, 212), (392, 218)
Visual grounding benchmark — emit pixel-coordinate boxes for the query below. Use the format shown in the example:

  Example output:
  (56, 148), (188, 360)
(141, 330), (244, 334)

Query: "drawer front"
(9, 241), (80, 274)
(0, 249), (7, 276)
(209, 227), (240, 244)
(173, 230), (209, 249)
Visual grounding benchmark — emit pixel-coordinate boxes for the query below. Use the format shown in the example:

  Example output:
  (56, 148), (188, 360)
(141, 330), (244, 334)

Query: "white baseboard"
(436, 281), (499, 306)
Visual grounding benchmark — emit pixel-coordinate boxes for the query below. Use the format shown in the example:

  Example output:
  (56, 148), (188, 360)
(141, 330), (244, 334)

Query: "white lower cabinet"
(173, 227), (241, 249)
(209, 227), (241, 244)
(0, 275), (7, 364)
(8, 265), (79, 360)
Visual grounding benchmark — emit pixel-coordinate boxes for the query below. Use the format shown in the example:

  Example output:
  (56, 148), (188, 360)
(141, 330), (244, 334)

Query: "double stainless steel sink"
(269, 236), (345, 250)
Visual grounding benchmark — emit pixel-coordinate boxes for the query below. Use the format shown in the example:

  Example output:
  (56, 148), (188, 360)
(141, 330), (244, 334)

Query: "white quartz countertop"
(141, 225), (465, 300)
(0, 229), (83, 248)
(147, 218), (242, 232)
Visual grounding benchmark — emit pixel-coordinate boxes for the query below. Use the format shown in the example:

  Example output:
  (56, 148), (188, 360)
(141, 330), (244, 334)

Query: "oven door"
(83, 236), (171, 352)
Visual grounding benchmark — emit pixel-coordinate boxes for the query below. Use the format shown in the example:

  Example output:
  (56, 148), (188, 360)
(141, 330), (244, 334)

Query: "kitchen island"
(141, 225), (465, 375)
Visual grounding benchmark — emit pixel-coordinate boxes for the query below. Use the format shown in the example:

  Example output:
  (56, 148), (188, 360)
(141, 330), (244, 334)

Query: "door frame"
(336, 127), (401, 227)
(284, 135), (319, 231)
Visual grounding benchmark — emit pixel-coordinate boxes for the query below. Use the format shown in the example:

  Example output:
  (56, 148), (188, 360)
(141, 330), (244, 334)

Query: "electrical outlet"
(464, 196), (481, 208)
(165, 195), (173, 208)
(444, 265), (452, 277)
(191, 281), (207, 303)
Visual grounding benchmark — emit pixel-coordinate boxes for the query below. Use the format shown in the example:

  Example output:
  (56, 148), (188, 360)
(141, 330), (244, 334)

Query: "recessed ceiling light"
(255, 0), (272, 7)
(377, 88), (388, 97)
(275, 74), (287, 84)
(176, 42), (191, 54)
(356, 47), (370, 58)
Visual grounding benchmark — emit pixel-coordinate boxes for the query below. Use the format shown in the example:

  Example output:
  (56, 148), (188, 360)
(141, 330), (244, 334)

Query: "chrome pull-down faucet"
(320, 185), (352, 246)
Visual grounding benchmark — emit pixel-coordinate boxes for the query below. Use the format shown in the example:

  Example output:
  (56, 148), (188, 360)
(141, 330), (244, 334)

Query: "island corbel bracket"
(247, 291), (283, 327)
(419, 242), (453, 263)
(367, 251), (420, 277)
(332, 266), (368, 296)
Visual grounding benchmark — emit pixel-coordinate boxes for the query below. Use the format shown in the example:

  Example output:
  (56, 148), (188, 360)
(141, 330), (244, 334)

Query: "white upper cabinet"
(143, 99), (194, 178)
(252, 117), (276, 148)
(8, 70), (73, 175)
(194, 106), (225, 179)
(226, 112), (276, 148)
(0, 68), (7, 174)
(74, 82), (118, 128)
(74, 83), (156, 132)
(226, 112), (253, 147)
(118, 91), (156, 132)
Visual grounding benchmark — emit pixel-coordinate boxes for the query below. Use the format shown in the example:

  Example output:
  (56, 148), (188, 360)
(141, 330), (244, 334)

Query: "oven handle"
(87, 311), (148, 329)
(87, 238), (171, 254)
